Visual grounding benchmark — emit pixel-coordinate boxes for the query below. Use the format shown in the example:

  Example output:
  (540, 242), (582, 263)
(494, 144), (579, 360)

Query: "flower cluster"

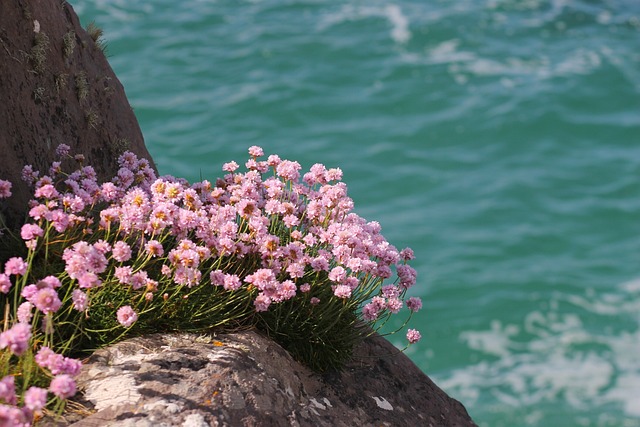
(0, 145), (423, 419)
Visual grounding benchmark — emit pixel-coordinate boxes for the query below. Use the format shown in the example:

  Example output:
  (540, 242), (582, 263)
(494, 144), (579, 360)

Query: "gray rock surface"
(47, 331), (477, 427)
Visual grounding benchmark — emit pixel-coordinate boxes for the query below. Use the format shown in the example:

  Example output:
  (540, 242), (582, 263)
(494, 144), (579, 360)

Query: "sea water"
(72, 1), (640, 425)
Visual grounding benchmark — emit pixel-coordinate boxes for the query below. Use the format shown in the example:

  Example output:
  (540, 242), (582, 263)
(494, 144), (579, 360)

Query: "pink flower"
(248, 146), (264, 157)
(254, 294), (271, 312)
(0, 376), (17, 405)
(382, 285), (400, 299)
(406, 329), (421, 344)
(267, 154), (281, 167)
(130, 271), (148, 290)
(386, 298), (403, 314)
(4, 257), (27, 276)
(49, 374), (76, 399)
(362, 303), (379, 321)
(72, 289), (88, 311)
(145, 240), (164, 257)
(112, 241), (132, 262)
(50, 210), (70, 232)
(222, 161), (239, 173)
(39, 276), (61, 288)
(275, 160), (301, 181)
(310, 297), (320, 305)
(0, 404), (30, 426)
(299, 283), (311, 293)
(277, 280), (297, 301)
(34, 184), (59, 199)
(55, 143), (71, 157)
(116, 306), (138, 327)
(30, 288), (62, 314)
(101, 182), (119, 201)
(397, 264), (417, 289)
(23, 387), (48, 410)
(210, 270), (225, 287)
(17, 302), (33, 323)
(0, 274), (11, 294)
(0, 323), (31, 356)
(333, 284), (352, 299)
(21, 165), (39, 184)
(325, 167), (343, 182)
(114, 266), (133, 285)
(283, 214), (299, 228)
(406, 296), (422, 312)
(0, 180), (12, 198)
(223, 274), (242, 291)
(328, 266), (347, 284)
(399, 247), (415, 261)
(77, 272), (101, 289)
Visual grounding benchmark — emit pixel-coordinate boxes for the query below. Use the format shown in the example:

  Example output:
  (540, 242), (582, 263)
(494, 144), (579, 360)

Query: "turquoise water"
(72, 1), (640, 425)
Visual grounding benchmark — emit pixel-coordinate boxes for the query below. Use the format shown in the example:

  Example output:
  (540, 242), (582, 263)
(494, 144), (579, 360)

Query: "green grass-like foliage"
(0, 145), (422, 422)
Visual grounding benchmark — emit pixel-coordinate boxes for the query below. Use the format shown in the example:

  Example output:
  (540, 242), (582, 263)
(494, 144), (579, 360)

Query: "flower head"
(0, 376), (17, 405)
(406, 296), (422, 312)
(0, 323), (31, 356)
(0, 180), (12, 199)
(4, 257), (27, 276)
(49, 375), (76, 399)
(24, 387), (48, 411)
(116, 306), (138, 328)
(406, 328), (421, 344)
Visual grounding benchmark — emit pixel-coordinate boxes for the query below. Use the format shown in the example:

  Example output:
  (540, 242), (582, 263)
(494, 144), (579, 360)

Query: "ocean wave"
(317, 3), (411, 44)
(434, 282), (640, 423)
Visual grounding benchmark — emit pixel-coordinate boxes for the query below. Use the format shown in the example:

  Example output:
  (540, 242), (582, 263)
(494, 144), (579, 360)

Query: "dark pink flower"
(406, 329), (421, 344)
(406, 297), (422, 312)
(0, 180), (12, 198)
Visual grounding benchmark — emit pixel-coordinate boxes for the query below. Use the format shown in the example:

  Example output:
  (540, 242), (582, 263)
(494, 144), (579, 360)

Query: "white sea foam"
(318, 4), (411, 44)
(435, 284), (640, 421)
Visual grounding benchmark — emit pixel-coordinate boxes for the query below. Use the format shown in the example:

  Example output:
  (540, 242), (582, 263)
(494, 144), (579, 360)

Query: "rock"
(0, 0), (156, 228)
(46, 331), (476, 427)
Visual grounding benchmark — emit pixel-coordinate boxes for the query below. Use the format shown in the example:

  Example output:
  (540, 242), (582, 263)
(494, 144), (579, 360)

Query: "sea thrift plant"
(0, 145), (423, 420)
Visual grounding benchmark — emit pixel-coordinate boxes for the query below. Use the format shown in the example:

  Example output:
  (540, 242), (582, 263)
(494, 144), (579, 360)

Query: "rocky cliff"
(0, 0), (156, 228)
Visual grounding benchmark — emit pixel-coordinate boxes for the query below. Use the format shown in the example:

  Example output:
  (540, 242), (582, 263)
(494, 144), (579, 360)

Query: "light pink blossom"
(49, 374), (76, 399)
(0, 376), (17, 405)
(0, 274), (11, 294)
(4, 257), (27, 276)
(24, 387), (48, 410)
(116, 306), (138, 327)
(0, 323), (31, 356)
